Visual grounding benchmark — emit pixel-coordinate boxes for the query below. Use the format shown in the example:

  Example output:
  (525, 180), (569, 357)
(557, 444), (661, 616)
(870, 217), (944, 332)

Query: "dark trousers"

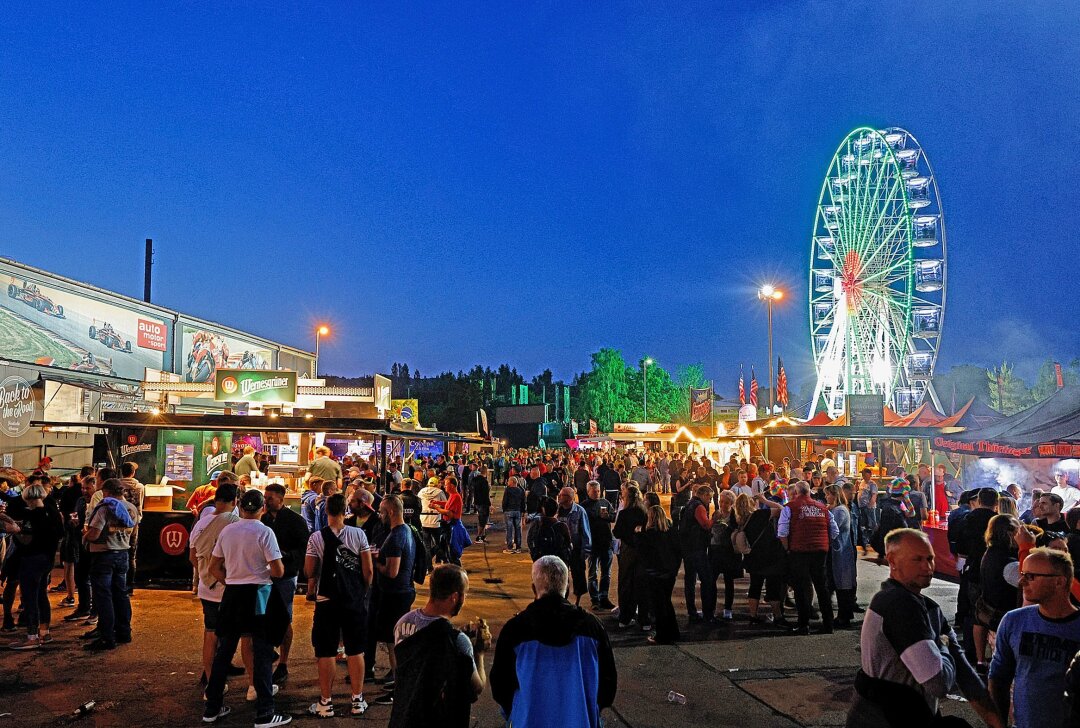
(836, 588), (857, 621)
(587, 547), (613, 603)
(617, 546), (649, 625)
(206, 625), (277, 720)
(683, 550), (717, 619)
(18, 553), (51, 634)
(788, 551), (833, 628)
(476, 504), (490, 534)
(364, 587), (380, 675)
(90, 550), (131, 644)
(74, 547), (92, 613)
(647, 573), (680, 643)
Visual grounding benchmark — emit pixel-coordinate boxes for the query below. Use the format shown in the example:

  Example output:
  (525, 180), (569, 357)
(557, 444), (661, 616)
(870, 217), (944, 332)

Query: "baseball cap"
(240, 489), (265, 513)
(427, 477), (441, 487)
(355, 488), (375, 510)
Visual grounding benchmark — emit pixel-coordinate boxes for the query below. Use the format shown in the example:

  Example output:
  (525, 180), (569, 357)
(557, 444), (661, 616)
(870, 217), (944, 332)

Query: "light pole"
(642, 357), (653, 422)
(757, 285), (783, 414)
(314, 325), (329, 377)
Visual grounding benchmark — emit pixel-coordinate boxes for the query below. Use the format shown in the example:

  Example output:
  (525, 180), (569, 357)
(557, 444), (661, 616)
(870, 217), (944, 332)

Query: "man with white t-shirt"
(189, 483), (240, 690)
(1050, 471), (1080, 513)
(304, 492), (374, 719)
(202, 490), (291, 728)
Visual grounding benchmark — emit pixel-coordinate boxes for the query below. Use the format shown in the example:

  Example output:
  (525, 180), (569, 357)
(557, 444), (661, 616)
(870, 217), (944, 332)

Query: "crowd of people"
(6, 444), (1080, 727)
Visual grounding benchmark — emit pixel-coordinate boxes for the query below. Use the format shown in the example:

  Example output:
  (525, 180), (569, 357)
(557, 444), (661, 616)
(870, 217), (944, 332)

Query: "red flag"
(739, 366), (745, 405)
(750, 367), (758, 407)
(777, 357), (789, 407)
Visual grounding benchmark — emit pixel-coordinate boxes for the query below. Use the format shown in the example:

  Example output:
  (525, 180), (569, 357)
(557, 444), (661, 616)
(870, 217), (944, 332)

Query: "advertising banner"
(214, 369), (297, 404)
(690, 387), (712, 423)
(391, 399), (420, 424)
(0, 375), (35, 437)
(374, 374), (392, 413)
(1, 261), (171, 380)
(179, 323), (272, 383)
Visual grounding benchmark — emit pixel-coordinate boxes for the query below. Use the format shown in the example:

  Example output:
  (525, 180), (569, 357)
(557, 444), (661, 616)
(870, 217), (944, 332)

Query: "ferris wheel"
(809, 127), (946, 418)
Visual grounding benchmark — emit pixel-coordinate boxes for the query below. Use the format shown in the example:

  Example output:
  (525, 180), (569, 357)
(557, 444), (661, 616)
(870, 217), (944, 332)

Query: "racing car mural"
(183, 330), (270, 383)
(8, 279), (65, 318)
(35, 353), (116, 377)
(89, 322), (132, 352)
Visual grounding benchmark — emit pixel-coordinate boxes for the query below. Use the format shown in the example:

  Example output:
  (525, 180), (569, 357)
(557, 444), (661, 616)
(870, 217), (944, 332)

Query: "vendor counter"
(923, 523), (959, 580)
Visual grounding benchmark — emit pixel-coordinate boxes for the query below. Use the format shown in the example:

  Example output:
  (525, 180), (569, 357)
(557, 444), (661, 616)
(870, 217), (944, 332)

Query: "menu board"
(164, 443), (194, 481)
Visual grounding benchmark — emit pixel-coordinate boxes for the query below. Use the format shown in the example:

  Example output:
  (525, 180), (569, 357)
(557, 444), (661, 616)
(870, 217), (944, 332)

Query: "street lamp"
(642, 357), (653, 422)
(314, 325), (330, 376)
(757, 285), (783, 413)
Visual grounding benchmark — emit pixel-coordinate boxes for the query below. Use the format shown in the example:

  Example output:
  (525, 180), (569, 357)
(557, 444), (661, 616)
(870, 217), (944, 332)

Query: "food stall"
(101, 411), (388, 585)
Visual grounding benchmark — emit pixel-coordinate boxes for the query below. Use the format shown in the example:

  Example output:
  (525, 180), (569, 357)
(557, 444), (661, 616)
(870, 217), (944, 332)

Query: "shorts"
(201, 599), (220, 631)
(272, 576), (297, 620)
(375, 590), (415, 643)
(311, 600), (367, 658)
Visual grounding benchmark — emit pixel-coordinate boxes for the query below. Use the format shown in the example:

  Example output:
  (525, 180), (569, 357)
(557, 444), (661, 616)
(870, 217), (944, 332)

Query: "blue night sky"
(1, 2), (1078, 398)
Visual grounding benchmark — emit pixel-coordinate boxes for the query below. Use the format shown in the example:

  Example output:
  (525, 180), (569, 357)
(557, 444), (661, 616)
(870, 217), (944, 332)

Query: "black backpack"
(528, 518), (571, 563)
(409, 524), (432, 585)
(319, 527), (368, 608)
(871, 501), (908, 557)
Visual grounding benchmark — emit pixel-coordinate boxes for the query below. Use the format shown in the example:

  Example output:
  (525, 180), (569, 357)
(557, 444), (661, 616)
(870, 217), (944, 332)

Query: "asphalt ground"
(0, 504), (979, 728)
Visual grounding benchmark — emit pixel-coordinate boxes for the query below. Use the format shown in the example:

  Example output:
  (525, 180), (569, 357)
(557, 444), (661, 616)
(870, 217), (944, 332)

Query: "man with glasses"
(989, 548), (1080, 728)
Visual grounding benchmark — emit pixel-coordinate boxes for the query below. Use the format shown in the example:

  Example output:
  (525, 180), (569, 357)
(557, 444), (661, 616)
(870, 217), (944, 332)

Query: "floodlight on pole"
(757, 285), (784, 413)
(643, 357), (653, 422)
(315, 325), (330, 377)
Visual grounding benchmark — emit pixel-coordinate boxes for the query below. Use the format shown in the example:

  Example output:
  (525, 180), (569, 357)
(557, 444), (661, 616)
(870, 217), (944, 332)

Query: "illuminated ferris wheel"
(809, 127), (947, 418)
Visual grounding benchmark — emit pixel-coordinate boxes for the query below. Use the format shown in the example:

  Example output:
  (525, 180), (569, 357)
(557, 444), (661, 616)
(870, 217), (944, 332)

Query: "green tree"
(575, 348), (633, 432)
(932, 364), (993, 414)
(987, 361), (1032, 415)
(1031, 358), (1080, 403)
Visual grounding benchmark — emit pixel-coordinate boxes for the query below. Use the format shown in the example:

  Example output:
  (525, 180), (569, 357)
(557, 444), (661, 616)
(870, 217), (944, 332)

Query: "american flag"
(777, 357), (788, 408)
(738, 366), (745, 405)
(750, 366), (758, 407)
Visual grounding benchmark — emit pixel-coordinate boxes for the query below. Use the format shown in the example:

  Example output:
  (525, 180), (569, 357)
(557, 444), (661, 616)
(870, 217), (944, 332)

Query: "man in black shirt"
(396, 479), (423, 532)
(261, 483), (310, 685)
(1035, 492), (1069, 537)
(956, 488), (998, 662)
(582, 481), (615, 610)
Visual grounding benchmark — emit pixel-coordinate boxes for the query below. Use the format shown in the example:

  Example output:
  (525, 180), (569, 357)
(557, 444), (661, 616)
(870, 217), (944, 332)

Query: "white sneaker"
(202, 706), (231, 723)
(350, 696), (368, 716)
(254, 713), (292, 728)
(247, 684), (280, 701)
(723, 609), (733, 620)
(640, 623), (653, 632)
(308, 699), (334, 718)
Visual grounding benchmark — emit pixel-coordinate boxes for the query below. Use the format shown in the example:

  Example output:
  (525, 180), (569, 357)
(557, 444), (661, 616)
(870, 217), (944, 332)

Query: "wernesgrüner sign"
(214, 369), (297, 404)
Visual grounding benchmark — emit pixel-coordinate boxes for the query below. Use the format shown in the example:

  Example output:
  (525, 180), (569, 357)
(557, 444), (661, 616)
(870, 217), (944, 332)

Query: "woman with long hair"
(710, 489), (743, 620)
(825, 484), (857, 628)
(613, 485), (650, 630)
(734, 493), (787, 626)
(641, 504), (680, 644)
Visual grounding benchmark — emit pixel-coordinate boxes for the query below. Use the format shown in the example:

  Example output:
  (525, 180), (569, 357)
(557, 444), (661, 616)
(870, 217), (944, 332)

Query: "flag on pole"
(750, 367), (758, 407)
(739, 366), (745, 405)
(777, 357), (789, 408)
(690, 387), (713, 423)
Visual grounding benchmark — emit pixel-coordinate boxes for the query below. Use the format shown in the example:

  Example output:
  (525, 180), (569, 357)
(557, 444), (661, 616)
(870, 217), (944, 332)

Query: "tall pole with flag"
(739, 366), (746, 406)
(777, 357), (789, 414)
(750, 367), (759, 409)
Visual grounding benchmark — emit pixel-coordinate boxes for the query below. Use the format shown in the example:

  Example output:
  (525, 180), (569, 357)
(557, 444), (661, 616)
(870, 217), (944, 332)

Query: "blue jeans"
(90, 550), (131, 645)
(18, 553), (52, 634)
(504, 511), (522, 549)
(587, 546), (613, 603)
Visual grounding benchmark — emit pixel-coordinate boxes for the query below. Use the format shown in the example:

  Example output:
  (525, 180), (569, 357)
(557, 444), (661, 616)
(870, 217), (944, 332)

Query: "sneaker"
(0, 624), (16, 634)
(40, 632), (53, 644)
(64, 611), (91, 622)
(350, 696), (368, 716)
(308, 699), (334, 719)
(272, 663), (288, 684)
(501, 549), (515, 554)
(617, 619), (636, 629)
(375, 671), (395, 685)
(50, 583), (67, 593)
(382, 679), (396, 691)
(247, 684), (280, 701)
(202, 706), (231, 724)
(83, 615), (99, 626)
(599, 599), (617, 610)
(83, 638), (116, 651)
(58, 596), (76, 608)
(722, 609), (733, 621)
(254, 713), (292, 728)
(9, 635), (40, 650)
(79, 628), (100, 640)
(640, 623), (652, 632)
(372, 693), (394, 706)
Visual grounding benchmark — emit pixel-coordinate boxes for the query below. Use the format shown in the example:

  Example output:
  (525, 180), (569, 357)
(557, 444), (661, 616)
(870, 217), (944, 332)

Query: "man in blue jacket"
(556, 487), (592, 607)
(490, 556), (616, 728)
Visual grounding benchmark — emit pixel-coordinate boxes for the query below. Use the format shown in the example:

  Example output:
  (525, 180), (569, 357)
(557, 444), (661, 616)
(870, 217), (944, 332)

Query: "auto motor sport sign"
(1, 376), (35, 437)
(214, 369), (297, 404)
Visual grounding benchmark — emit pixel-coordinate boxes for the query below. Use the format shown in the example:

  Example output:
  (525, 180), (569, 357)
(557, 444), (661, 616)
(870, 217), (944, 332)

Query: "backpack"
(871, 501), (908, 556)
(528, 518), (571, 563)
(319, 527), (368, 607)
(409, 524), (432, 585)
(731, 523), (766, 555)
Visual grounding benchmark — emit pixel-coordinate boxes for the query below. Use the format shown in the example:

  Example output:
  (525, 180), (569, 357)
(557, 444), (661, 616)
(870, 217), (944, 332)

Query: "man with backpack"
(679, 485), (716, 624)
(528, 497), (573, 567)
(389, 565), (488, 728)
(304, 493), (374, 718)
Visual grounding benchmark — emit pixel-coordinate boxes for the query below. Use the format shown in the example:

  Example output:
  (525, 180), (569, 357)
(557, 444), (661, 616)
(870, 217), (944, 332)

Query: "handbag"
(732, 518), (767, 555)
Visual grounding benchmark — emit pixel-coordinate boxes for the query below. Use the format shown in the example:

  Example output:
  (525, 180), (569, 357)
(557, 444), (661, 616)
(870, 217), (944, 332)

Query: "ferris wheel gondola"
(809, 127), (947, 417)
